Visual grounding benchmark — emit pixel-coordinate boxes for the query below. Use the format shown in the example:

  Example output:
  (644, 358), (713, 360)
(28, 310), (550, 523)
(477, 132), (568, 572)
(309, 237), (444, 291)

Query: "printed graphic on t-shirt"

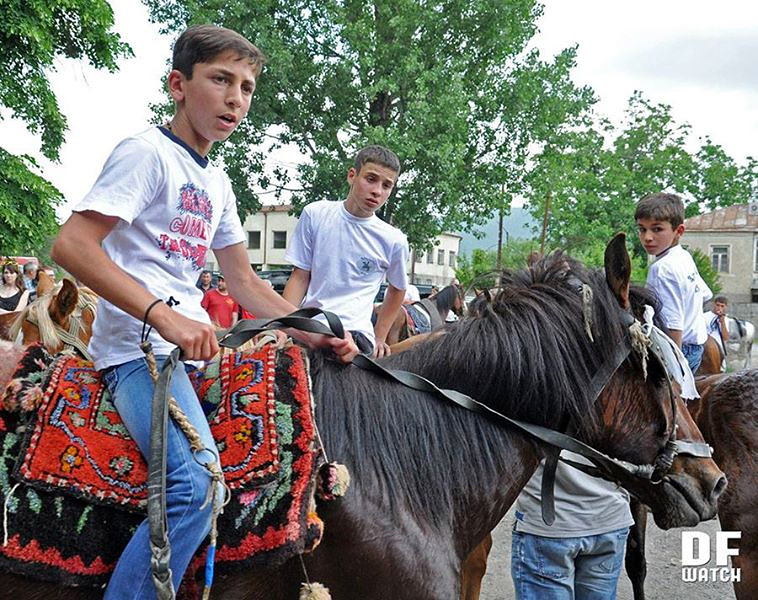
(357, 256), (377, 275)
(156, 182), (212, 269)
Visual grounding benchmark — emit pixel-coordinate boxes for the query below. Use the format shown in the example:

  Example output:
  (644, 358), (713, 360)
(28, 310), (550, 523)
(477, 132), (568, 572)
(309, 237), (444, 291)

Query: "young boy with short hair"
(283, 145), (409, 358)
(635, 192), (712, 372)
(52, 24), (356, 598)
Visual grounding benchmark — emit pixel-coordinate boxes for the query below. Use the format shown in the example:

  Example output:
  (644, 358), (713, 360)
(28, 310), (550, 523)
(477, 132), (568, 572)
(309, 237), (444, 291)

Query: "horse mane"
(310, 251), (636, 523)
(9, 282), (98, 349)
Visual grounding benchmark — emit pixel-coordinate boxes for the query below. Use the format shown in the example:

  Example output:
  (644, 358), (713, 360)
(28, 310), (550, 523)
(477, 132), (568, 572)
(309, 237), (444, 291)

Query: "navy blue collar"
(158, 126), (209, 168)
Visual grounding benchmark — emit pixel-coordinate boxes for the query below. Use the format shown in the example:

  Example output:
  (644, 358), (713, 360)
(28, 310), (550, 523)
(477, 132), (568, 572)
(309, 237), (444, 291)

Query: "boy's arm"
(51, 211), (220, 360)
(668, 329), (683, 348)
(214, 243), (358, 362)
(373, 283), (406, 358)
(282, 267), (310, 307)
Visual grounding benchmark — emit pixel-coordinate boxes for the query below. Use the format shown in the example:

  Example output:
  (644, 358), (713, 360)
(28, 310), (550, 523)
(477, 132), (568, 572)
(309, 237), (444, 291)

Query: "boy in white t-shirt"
(52, 25), (356, 599)
(635, 192), (712, 372)
(283, 145), (409, 358)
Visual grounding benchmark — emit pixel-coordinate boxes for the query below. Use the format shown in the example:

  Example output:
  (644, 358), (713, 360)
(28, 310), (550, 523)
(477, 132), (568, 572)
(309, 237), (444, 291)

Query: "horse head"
(577, 234), (725, 529)
(10, 279), (97, 357)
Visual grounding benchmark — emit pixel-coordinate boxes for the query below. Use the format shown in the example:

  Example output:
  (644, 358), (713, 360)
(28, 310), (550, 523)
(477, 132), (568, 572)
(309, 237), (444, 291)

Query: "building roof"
(685, 204), (758, 232)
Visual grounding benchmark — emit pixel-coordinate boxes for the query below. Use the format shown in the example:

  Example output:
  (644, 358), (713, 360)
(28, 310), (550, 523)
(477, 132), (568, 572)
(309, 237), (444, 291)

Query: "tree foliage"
(0, 0), (131, 254)
(526, 91), (758, 272)
(0, 149), (62, 254)
(144, 0), (594, 246)
(455, 238), (540, 288)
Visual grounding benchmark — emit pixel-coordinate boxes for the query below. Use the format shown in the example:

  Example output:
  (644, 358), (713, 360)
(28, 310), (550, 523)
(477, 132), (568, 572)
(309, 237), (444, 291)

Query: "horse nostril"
(710, 475), (728, 501)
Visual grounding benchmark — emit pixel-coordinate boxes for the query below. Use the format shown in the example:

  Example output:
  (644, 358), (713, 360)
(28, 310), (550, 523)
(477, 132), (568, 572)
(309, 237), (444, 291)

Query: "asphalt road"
(479, 508), (734, 600)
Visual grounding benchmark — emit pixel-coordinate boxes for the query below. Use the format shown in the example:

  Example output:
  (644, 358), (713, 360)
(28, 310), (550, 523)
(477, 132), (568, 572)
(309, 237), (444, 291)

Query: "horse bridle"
(145, 302), (715, 591)
(23, 294), (97, 361)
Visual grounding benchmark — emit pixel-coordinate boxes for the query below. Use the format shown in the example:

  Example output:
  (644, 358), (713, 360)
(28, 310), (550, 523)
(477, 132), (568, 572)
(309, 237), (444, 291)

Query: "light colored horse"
(724, 316), (754, 368)
(8, 278), (97, 358)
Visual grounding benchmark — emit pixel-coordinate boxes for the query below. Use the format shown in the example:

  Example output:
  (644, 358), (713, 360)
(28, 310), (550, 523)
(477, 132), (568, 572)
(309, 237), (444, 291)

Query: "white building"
(207, 203), (460, 287)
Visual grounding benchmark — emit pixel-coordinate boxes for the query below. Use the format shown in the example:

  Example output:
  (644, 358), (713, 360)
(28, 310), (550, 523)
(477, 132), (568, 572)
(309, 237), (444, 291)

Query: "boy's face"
(713, 301), (727, 316)
(344, 162), (398, 218)
(168, 50), (257, 155)
(636, 218), (685, 256)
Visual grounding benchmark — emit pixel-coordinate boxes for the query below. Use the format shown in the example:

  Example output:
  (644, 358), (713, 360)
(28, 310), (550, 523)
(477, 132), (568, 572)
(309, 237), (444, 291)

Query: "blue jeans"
(682, 343), (704, 374)
(511, 527), (630, 600)
(102, 357), (220, 599)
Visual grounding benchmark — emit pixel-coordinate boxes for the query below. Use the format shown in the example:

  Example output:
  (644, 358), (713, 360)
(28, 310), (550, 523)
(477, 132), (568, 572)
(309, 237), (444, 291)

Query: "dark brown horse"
(380, 283), (464, 346)
(1, 236), (725, 599)
(626, 369), (758, 600)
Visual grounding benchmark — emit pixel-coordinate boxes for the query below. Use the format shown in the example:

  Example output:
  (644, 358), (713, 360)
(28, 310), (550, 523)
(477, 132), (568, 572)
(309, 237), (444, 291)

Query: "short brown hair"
(634, 193), (685, 228)
(354, 145), (401, 176)
(172, 25), (266, 79)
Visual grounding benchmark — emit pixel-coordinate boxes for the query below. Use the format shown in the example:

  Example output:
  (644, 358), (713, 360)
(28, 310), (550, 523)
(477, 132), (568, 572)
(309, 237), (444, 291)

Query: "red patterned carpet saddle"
(0, 344), (324, 588)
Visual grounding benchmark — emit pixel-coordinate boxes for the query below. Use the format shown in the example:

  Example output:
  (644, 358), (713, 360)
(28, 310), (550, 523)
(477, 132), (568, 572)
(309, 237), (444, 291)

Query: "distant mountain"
(457, 207), (536, 256)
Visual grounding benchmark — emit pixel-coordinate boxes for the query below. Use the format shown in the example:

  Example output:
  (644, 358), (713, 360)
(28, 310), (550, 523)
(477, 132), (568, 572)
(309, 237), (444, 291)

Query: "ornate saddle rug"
(0, 344), (323, 589)
(404, 303), (432, 336)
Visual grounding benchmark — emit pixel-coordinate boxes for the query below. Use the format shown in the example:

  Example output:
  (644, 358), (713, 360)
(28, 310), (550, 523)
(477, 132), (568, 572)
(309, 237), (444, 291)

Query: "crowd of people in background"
(0, 259), (57, 313)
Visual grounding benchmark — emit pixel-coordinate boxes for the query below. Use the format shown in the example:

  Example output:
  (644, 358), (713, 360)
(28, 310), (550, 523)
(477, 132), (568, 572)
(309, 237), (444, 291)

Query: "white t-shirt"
(404, 284), (421, 303)
(75, 126), (245, 370)
(646, 245), (712, 345)
(514, 451), (634, 537)
(285, 200), (409, 344)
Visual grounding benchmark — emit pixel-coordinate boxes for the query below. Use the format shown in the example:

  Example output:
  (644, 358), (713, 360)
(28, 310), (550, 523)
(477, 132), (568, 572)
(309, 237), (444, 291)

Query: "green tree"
(526, 91), (758, 266)
(145, 0), (593, 247)
(455, 238), (539, 288)
(0, 0), (131, 253)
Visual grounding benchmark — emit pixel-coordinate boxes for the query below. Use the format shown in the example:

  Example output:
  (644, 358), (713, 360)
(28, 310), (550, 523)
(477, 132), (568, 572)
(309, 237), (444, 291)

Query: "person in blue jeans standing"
(511, 451), (633, 599)
(52, 24), (356, 599)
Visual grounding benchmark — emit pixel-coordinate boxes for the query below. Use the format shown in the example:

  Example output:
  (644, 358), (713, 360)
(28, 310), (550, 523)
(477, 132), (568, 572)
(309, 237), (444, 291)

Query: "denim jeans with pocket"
(102, 356), (220, 599)
(511, 527), (630, 600)
(682, 342), (704, 374)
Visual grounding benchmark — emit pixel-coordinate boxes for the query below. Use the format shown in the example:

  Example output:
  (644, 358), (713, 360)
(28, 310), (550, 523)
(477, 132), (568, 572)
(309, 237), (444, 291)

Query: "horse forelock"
(10, 282), (97, 351)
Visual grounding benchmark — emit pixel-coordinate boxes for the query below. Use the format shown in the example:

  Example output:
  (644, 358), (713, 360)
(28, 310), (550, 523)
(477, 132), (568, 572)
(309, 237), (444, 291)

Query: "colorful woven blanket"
(0, 344), (323, 590)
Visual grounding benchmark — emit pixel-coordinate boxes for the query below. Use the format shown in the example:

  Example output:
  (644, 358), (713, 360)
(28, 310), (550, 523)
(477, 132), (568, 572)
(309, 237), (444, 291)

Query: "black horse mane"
(309, 252), (641, 523)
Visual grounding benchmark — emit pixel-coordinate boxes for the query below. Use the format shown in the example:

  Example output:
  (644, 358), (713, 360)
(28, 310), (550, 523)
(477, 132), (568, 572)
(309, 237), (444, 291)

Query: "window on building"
(710, 245), (729, 273)
(448, 251), (456, 268)
(753, 289), (758, 303)
(754, 237), (758, 272)
(426, 251), (434, 264)
(272, 231), (287, 249)
(247, 231), (261, 249)
(415, 251), (423, 263)
(437, 249), (445, 265)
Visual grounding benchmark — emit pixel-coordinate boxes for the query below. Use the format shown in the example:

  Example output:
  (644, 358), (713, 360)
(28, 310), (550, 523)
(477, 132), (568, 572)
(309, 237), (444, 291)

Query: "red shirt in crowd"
(201, 289), (238, 328)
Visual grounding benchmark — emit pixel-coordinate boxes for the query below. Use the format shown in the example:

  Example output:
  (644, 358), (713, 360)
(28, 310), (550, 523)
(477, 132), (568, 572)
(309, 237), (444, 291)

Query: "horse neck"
(313, 348), (545, 558)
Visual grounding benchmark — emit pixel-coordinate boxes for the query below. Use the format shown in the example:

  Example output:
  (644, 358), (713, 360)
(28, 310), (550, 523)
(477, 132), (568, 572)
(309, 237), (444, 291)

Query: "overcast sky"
(2, 0), (757, 221)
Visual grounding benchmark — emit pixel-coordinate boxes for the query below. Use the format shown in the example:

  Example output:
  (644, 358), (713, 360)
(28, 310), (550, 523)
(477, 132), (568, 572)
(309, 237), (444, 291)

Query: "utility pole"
(539, 191), (551, 256)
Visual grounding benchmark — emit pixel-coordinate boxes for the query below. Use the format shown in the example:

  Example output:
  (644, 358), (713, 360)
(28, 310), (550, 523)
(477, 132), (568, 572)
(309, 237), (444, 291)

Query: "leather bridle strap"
(146, 346), (181, 599)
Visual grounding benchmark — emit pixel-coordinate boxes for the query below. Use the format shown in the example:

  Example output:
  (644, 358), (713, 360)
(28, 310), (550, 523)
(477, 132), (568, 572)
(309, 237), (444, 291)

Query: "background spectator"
(200, 275), (238, 328)
(0, 262), (30, 313)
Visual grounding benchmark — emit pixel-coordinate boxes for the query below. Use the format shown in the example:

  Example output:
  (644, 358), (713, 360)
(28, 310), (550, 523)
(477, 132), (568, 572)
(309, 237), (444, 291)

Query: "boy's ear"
(346, 167), (357, 185)
(167, 70), (186, 103)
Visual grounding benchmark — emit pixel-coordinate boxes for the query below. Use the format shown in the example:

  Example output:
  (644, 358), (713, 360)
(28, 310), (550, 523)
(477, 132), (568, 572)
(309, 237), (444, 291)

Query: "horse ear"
(527, 251), (542, 267)
(604, 232), (631, 309)
(51, 279), (80, 322)
(36, 271), (55, 296)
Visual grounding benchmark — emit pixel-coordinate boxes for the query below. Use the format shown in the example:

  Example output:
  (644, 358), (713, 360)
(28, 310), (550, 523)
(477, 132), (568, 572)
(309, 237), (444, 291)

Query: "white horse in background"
(725, 315), (755, 368)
